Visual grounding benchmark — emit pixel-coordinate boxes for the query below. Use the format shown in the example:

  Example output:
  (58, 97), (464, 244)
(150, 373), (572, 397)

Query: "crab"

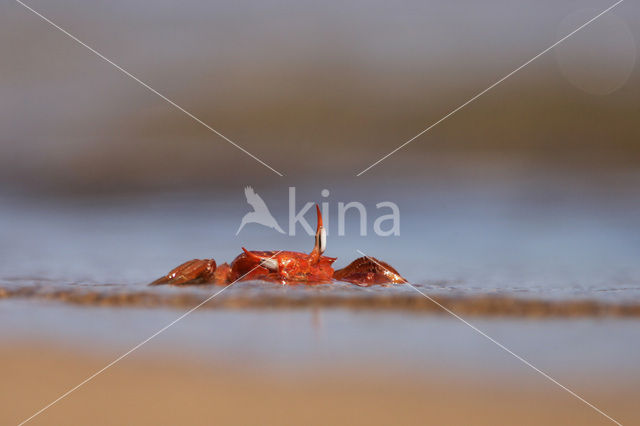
(151, 205), (406, 286)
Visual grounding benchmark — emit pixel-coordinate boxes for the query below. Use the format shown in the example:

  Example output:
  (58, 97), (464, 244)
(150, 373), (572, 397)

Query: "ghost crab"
(152, 205), (406, 287)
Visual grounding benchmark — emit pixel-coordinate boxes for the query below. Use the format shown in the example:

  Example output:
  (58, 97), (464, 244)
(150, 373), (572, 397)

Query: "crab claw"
(242, 247), (279, 271)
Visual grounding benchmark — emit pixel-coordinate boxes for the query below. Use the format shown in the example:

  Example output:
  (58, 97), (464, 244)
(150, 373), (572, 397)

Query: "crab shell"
(229, 250), (336, 283)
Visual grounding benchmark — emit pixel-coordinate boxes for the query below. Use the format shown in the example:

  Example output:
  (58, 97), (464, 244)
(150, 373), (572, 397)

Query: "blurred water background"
(1, 0), (638, 193)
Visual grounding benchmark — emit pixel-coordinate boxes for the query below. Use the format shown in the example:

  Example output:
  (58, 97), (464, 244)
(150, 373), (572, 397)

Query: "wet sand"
(2, 280), (640, 318)
(3, 343), (637, 426)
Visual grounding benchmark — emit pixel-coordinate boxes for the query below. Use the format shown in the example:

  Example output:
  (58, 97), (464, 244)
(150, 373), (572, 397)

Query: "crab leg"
(151, 259), (217, 285)
(333, 256), (406, 286)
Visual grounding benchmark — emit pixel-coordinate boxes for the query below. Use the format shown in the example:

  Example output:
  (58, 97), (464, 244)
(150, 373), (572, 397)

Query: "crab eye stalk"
(317, 226), (326, 254)
(314, 204), (326, 254)
(242, 247), (279, 272)
(258, 257), (279, 271)
(310, 204), (327, 263)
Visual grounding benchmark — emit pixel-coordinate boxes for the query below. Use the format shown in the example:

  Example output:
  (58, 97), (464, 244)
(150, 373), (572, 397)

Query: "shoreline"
(2, 282), (640, 318)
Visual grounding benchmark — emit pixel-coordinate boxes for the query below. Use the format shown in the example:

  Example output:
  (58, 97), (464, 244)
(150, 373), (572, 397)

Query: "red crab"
(151, 205), (406, 286)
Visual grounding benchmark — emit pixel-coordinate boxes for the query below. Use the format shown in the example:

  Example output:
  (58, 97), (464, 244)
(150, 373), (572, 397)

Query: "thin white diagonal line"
(356, 0), (625, 176)
(355, 249), (622, 426)
(17, 251), (283, 426)
(15, 0), (284, 177)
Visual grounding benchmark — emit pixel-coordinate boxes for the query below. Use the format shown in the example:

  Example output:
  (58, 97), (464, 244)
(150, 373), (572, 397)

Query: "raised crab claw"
(151, 205), (406, 287)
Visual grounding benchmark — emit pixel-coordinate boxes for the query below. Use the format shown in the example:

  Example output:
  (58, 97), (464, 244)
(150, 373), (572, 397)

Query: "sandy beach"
(3, 343), (637, 426)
